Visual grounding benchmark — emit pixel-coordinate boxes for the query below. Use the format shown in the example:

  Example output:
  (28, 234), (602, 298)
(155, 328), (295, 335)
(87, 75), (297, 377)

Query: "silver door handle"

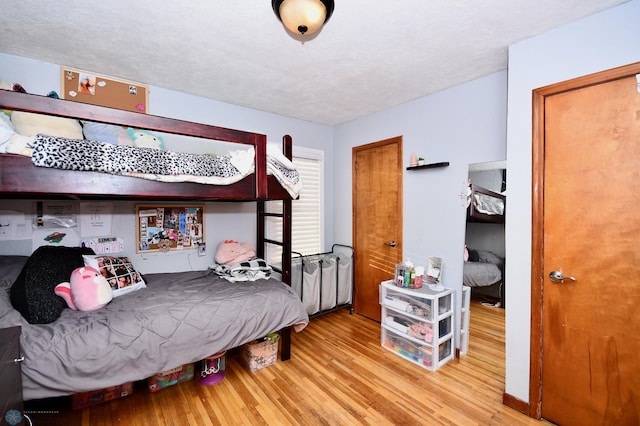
(384, 241), (397, 247)
(14, 356), (24, 363)
(549, 270), (576, 283)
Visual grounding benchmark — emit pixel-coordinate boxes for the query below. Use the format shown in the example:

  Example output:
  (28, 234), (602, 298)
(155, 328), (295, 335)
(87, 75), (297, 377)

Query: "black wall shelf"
(406, 161), (450, 171)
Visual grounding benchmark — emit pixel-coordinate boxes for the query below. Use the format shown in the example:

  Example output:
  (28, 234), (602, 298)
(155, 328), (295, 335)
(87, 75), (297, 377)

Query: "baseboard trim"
(503, 392), (531, 416)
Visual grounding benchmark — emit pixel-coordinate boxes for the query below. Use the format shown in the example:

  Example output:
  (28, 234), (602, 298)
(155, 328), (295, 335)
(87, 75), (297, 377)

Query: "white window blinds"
(266, 147), (323, 262)
(291, 155), (322, 255)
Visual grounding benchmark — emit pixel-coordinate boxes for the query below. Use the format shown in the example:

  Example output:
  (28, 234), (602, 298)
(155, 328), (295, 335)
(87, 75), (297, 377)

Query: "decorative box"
(71, 382), (134, 410)
(147, 363), (195, 392)
(241, 333), (279, 372)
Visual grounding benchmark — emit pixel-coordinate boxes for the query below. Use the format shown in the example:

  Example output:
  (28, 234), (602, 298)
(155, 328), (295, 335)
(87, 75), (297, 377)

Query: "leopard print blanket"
(31, 134), (241, 178)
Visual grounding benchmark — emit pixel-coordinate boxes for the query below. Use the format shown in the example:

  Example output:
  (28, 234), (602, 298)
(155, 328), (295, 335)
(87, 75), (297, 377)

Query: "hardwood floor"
(24, 301), (542, 425)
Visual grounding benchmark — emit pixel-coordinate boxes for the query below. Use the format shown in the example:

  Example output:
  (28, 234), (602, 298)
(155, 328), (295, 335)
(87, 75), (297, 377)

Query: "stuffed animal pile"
(214, 240), (256, 266)
(211, 240), (272, 282)
(1, 79), (166, 156)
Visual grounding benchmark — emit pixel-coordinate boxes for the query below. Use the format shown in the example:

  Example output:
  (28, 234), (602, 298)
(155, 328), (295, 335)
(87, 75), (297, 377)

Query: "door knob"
(549, 270), (576, 283)
(384, 241), (397, 247)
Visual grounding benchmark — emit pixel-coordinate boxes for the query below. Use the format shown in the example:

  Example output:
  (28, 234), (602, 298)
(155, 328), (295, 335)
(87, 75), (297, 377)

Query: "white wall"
(0, 53), (335, 272)
(333, 71), (508, 347)
(505, 0), (640, 402)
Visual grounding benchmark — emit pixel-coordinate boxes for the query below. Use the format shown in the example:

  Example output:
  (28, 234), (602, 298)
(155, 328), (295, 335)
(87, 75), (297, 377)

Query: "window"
(266, 146), (324, 263)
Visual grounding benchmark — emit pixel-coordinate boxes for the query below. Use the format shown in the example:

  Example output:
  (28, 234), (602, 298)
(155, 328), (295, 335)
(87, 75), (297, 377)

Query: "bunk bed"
(0, 89), (308, 400)
(464, 183), (506, 307)
(466, 183), (505, 224)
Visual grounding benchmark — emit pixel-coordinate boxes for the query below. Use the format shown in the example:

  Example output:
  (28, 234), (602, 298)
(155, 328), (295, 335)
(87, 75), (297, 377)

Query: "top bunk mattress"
(0, 90), (300, 200)
(466, 183), (506, 223)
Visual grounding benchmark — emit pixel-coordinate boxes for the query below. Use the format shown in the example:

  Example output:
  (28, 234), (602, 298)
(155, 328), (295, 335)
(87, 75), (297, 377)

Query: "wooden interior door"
(353, 137), (403, 321)
(531, 64), (640, 425)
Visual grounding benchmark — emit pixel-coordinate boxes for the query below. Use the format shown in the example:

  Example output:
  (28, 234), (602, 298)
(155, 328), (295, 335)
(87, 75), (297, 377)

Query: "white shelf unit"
(380, 280), (454, 371)
(460, 285), (471, 355)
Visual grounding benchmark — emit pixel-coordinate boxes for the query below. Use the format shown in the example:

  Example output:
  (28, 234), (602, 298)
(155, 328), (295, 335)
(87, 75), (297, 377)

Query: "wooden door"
(353, 137), (403, 321)
(531, 63), (640, 425)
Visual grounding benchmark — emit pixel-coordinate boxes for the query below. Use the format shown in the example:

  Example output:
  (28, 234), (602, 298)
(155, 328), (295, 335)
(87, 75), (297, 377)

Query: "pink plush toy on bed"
(55, 266), (113, 311)
(214, 240), (256, 266)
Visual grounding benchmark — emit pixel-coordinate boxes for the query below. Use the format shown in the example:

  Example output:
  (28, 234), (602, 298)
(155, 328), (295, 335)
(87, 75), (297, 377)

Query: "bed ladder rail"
(257, 135), (293, 360)
(257, 192), (292, 362)
(256, 135), (293, 286)
(257, 204), (292, 286)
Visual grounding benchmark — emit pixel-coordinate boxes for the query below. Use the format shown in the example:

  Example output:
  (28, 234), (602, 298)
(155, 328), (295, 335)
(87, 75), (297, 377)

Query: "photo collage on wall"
(136, 205), (204, 253)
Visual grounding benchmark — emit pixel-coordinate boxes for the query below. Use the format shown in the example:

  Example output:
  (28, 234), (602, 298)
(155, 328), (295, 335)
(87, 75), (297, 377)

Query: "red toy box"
(71, 382), (134, 410)
(147, 363), (194, 392)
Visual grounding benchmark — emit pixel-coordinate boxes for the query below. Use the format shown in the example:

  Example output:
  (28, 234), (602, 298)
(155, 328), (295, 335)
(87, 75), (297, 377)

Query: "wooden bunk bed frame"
(0, 90), (293, 201)
(466, 183), (506, 224)
(0, 89), (295, 359)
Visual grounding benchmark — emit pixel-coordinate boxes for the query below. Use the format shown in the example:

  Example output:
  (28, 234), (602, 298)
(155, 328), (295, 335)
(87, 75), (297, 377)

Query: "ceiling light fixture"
(272, 0), (334, 38)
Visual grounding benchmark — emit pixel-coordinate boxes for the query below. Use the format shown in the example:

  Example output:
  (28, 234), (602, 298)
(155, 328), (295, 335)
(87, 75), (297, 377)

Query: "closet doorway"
(462, 161), (506, 378)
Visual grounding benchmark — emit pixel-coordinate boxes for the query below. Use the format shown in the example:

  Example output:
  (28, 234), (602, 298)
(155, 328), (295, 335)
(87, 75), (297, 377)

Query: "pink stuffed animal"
(214, 240), (256, 266)
(55, 266), (113, 311)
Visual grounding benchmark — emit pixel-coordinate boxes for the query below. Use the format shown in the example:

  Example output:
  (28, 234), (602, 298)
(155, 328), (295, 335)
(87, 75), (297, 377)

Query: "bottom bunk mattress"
(0, 256), (308, 400)
(462, 249), (503, 288)
(462, 261), (502, 287)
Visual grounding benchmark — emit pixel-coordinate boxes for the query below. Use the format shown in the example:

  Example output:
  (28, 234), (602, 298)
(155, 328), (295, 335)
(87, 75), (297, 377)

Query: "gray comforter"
(0, 256), (308, 400)
(462, 261), (502, 287)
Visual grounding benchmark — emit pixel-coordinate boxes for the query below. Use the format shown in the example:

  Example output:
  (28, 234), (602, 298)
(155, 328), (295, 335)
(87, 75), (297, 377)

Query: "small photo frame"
(78, 73), (96, 96)
(426, 256), (445, 290)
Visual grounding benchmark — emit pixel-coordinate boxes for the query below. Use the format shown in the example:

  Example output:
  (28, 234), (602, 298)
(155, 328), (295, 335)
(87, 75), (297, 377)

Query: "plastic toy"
(199, 351), (226, 386)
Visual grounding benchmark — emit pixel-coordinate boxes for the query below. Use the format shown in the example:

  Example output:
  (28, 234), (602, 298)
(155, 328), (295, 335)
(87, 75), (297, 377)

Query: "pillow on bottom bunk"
(211, 258), (272, 282)
(10, 246), (95, 324)
(466, 249), (503, 265)
(82, 255), (146, 297)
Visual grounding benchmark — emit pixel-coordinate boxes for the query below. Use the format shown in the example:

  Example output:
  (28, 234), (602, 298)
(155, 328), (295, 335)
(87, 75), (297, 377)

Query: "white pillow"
(83, 255), (146, 297)
(0, 113), (16, 151)
(11, 111), (83, 139)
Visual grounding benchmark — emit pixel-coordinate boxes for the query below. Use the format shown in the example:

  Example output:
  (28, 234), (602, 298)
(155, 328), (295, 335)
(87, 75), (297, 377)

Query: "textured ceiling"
(0, 0), (630, 126)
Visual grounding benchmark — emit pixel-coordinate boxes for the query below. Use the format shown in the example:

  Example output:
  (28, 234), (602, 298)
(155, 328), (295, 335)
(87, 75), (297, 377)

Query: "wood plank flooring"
(24, 301), (542, 425)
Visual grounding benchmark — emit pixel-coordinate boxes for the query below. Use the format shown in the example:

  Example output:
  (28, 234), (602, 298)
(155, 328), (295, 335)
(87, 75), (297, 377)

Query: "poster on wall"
(32, 228), (81, 251)
(79, 202), (114, 237)
(136, 205), (204, 253)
